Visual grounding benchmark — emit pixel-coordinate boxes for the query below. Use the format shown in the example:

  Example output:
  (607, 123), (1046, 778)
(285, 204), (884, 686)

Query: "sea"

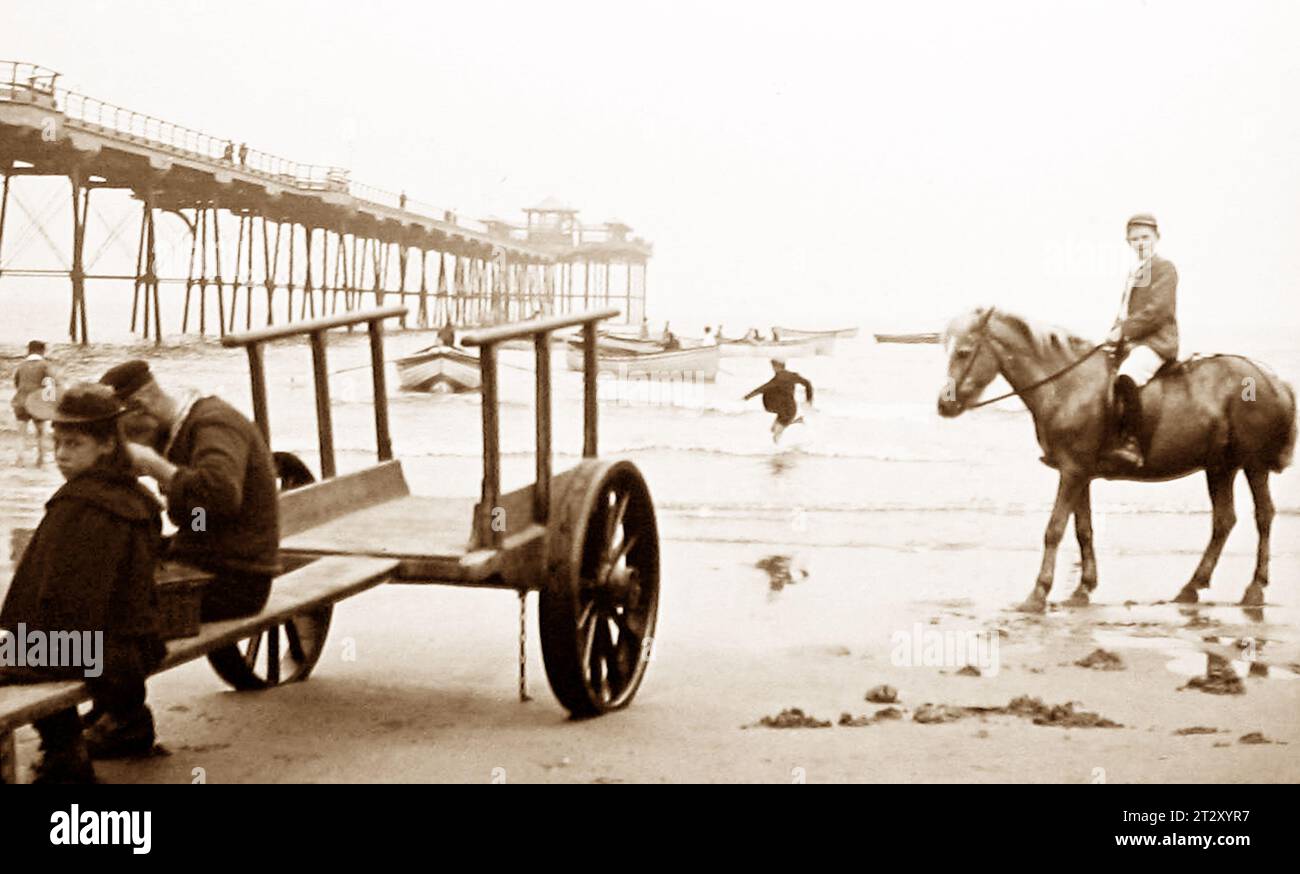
(3, 281), (1298, 620)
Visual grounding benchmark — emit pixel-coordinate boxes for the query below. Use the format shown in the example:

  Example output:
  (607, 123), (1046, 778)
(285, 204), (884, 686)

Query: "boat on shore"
(564, 344), (721, 382)
(565, 333), (705, 355)
(395, 345), (481, 392)
(770, 326), (859, 355)
(718, 337), (820, 359)
(603, 331), (705, 349)
(498, 332), (577, 352)
(873, 332), (941, 344)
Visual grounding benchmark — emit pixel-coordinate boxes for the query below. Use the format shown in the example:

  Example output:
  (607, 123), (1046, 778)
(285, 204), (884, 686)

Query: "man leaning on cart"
(101, 360), (281, 621)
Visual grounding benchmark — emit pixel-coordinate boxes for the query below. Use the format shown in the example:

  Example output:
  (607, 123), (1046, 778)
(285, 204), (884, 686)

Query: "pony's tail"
(1271, 377), (1297, 472)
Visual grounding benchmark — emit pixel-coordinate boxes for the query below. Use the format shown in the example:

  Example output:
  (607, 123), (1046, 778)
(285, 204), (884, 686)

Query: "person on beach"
(743, 358), (815, 443)
(662, 330), (682, 351)
(10, 340), (56, 467)
(100, 360), (281, 622)
(703, 327), (717, 346)
(1102, 213), (1179, 468)
(0, 384), (166, 782)
(438, 321), (457, 347)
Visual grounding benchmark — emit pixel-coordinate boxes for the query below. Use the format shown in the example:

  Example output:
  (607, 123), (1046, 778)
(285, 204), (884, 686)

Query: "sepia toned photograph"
(0, 0), (1296, 810)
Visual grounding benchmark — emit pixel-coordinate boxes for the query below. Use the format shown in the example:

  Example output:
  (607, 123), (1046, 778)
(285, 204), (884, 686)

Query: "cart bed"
(278, 460), (553, 588)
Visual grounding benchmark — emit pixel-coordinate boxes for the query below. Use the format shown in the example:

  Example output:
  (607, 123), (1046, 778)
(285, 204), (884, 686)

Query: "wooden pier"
(0, 62), (652, 343)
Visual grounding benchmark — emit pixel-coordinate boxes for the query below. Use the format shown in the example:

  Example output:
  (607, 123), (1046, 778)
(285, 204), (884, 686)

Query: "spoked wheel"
(206, 452), (333, 691)
(540, 459), (660, 718)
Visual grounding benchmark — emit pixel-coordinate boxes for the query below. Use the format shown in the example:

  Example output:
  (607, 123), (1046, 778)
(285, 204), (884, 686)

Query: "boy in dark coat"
(743, 358), (815, 443)
(0, 384), (165, 783)
(101, 360), (280, 621)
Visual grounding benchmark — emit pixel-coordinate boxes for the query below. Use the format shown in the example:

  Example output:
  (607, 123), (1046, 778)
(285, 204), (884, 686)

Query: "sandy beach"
(2, 333), (1297, 784)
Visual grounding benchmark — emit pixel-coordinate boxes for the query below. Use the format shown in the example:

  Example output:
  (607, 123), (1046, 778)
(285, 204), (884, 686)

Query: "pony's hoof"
(1239, 584), (1265, 607)
(1064, 588), (1091, 607)
(1172, 584), (1201, 604)
(1017, 592), (1048, 613)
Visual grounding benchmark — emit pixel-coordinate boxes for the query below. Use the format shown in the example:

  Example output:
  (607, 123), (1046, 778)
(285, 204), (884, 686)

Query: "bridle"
(949, 307), (1106, 410)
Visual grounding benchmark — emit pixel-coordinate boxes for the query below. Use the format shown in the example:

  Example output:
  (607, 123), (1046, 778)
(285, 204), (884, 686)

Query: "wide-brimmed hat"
(99, 359), (154, 399)
(25, 382), (124, 424)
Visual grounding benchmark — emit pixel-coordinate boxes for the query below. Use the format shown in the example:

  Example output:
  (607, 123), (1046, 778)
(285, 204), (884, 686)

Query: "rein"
(957, 309), (1106, 410)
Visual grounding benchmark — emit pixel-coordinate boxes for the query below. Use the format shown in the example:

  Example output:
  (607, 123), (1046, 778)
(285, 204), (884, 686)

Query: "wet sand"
(2, 340), (1298, 783)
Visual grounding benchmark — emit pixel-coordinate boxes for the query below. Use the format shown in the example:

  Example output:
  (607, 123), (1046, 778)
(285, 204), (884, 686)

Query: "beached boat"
(565, 333), (707, 355)
(771, 326), (859, 355)
(872, 332), (941, 344)
(773, 326), (860, 340)
(395, 345), (481, 392)
(564, 344), (721, 382)
(499, 334), (572, 352)
(603, 331), (705, 349)
(582, 335), (667, 354)
(718, 337), (820, 359)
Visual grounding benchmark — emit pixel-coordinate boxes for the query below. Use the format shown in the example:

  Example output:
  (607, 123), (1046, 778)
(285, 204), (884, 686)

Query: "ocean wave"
(312, 440), (959, 462)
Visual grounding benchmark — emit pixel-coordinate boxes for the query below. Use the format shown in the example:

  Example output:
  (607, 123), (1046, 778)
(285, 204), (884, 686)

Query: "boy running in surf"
(743, 358), (814, 443)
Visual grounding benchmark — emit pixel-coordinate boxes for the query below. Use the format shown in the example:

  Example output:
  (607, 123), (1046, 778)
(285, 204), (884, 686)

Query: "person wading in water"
(743, 358), (814, 443)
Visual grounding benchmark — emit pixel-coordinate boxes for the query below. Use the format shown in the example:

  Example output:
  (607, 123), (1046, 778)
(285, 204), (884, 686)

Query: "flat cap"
(25, 382), (123, 424)
(100, 359), (154, 399)
(1126, 213), (1159, 231)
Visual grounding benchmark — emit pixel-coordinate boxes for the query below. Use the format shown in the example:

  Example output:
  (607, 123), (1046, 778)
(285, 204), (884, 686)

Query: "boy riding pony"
(1103, 213), (1178, 468)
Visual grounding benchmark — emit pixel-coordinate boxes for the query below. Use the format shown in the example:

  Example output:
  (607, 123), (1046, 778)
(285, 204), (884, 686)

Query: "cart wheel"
(273, 450), (316, 491)
(206, 607), (333, 691)
(540, 459), (659, 717)
(206, 451), (333, 691)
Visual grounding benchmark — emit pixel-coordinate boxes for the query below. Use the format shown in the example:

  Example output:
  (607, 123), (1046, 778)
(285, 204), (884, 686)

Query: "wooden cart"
(211, 305), (660, 717)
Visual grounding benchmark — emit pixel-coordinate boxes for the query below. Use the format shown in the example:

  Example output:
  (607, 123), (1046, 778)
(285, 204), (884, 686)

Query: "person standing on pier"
(10, 340), (56, 467)
(237, 142), (248, 166)
(743, 358), (814, 443)
(100, 361), (280, 622)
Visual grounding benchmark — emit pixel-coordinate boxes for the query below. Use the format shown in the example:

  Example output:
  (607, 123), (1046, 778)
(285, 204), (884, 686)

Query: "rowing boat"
(770, 326), (859, 355)
(395, 345), (481, 392)
(718, 337), (820, 359)
(872, 332), (941, 344)
(564, 344), (721, 382)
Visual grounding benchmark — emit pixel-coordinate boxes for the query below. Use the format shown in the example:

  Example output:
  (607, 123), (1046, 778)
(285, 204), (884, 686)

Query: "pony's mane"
(991, 309), (1093, 356)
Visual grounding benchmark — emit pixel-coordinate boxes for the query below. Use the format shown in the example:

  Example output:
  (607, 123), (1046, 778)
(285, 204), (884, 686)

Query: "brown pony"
(937, 307), (1296, 612)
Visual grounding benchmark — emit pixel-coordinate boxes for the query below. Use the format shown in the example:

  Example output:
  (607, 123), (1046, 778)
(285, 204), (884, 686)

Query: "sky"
(3, 0), (1299, 339)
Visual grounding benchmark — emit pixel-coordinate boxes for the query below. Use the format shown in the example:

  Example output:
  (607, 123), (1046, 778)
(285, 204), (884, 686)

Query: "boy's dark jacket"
(1, 469), (165, 675)
(1115, 254), (1179, 361)
(164, 396), (280, 577)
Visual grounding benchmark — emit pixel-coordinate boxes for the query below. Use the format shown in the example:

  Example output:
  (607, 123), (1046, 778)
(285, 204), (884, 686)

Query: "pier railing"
(0, 60), (492, 235)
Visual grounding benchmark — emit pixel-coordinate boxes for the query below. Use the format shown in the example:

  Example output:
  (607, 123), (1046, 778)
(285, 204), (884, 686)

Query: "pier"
(0, 62), (652, 344)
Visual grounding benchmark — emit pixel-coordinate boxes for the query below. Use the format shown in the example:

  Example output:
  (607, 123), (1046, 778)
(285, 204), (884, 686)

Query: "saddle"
(1040, 354), (1245, 471)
